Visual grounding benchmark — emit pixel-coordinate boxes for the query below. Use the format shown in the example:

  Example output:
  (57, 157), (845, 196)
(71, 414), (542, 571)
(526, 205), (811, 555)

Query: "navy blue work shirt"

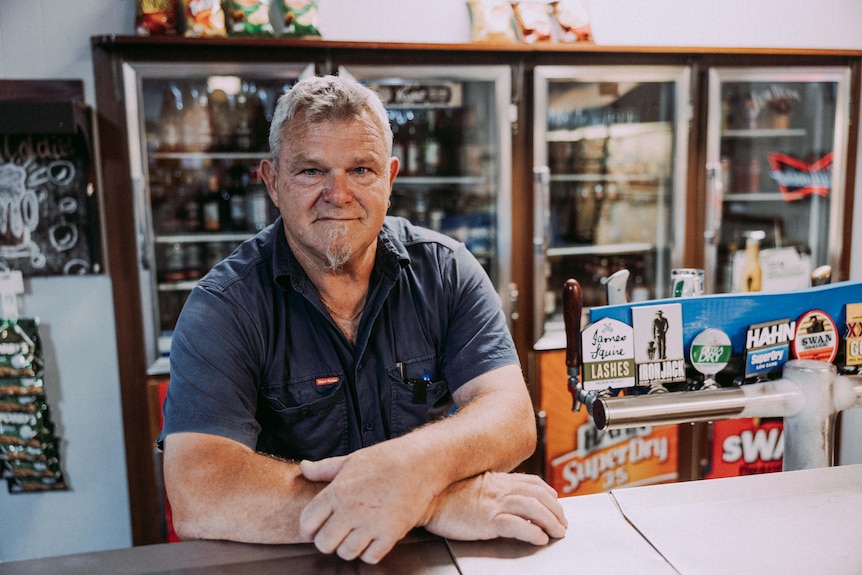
(158, 216), (519, 462)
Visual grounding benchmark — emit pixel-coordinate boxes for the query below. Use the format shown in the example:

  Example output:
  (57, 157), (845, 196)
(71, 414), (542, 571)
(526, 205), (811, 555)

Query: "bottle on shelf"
(158, 82), (185, 152)
(246, 166), (270, 232)
(184, 243), (204, 280)
(176, 173), (201, 232)
(227, 171), (248, 231)
(201, 174), (223, 232)
(423, 109), (442, 176)
(161, 242), (187, 282)
(740, 230), (765, 292)
(404, 110), (421, 176)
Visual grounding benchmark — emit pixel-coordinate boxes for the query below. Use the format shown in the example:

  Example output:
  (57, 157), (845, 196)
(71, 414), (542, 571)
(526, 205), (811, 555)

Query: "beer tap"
(601, 269), (629, 306)
(563, 279), (598, 414)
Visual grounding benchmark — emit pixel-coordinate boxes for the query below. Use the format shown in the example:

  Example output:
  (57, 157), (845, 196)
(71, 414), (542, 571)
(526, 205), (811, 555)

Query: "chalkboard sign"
(0, 103), (101, 276)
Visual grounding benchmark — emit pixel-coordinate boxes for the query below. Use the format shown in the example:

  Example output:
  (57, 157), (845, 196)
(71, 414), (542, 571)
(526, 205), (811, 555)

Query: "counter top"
(4, 465), (860, 574)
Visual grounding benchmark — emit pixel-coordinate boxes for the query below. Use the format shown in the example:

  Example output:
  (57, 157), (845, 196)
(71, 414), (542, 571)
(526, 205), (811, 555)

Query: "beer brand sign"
(767, 151), (832, 202)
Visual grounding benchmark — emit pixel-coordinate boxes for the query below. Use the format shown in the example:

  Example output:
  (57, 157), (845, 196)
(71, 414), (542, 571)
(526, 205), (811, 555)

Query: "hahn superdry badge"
(744, 318), (795, 379)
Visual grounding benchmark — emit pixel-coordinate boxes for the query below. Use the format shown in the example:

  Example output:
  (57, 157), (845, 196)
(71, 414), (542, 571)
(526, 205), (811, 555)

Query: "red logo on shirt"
(315, 377), (339, 386)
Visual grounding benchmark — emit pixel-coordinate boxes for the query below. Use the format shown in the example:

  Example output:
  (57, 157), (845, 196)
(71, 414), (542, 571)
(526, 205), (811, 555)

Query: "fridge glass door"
(705, 67), (850, 294)
(533, 66), (690, 345)
(339, 65), (512, 319)
(123, 62), (313, 369)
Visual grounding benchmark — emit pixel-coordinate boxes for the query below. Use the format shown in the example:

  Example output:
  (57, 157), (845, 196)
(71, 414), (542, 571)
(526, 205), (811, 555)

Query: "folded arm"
(163, 432), (322, 544)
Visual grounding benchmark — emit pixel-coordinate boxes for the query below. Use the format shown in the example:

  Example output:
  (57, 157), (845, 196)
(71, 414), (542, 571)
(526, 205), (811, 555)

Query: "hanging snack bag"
(226, 0), (275, 36)
(0, 320), (43, 382)
(552, 0), (594, 43)
(136, 0), (179, 35)
(281, 0), (321, 37)
(467, 0), (518, 44)
(511, 1), (554, 44)
(180, 0), (227, 37)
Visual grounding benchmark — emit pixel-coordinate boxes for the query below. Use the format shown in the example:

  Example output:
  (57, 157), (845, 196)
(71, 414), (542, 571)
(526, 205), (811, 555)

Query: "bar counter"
(4, 464), (860, 574)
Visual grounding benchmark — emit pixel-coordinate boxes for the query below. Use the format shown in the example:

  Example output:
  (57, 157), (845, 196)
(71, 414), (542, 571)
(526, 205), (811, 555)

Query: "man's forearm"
(164, 432), (324, 544)
(388, 363), (537, 498)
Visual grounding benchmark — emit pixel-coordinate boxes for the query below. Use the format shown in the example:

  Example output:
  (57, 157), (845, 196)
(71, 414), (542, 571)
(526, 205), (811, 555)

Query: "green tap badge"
(690, 328), (732, 389)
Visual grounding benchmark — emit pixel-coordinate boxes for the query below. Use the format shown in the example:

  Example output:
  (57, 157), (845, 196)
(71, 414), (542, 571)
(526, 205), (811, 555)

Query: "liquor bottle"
(158, 82), (184, 152)
(246, 167), (270, 231)
(423, 110), (442, 176)
(177, 174), (201, 232)
(201, 175), (223, 231)
(184, 243), (204, 280)
(162, 242), (187, 282)
(404, 110), (421, 176)
(209, 87), (234, 152)
(234, 84), (253, 152)
(227, 172), (247, 231)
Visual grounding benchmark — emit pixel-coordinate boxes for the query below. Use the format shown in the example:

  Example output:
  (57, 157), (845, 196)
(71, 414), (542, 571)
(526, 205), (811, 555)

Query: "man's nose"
(323, 171), (352, 204)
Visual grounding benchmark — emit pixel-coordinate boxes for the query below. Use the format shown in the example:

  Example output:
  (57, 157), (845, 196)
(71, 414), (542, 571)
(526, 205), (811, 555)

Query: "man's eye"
(301, 168), (320, 176)
(353, 167), (370, 175)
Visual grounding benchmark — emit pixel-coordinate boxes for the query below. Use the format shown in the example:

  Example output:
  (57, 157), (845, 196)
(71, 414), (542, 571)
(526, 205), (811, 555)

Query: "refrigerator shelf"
(157, 281), (198, 292)
(547, 242), (654, 258)
(155, 232), (253, 244)
(550, 173), (664, 184)
(394, 175), (487, 186)
(721, 128), (807, 139)
(149, 152), (268, 161)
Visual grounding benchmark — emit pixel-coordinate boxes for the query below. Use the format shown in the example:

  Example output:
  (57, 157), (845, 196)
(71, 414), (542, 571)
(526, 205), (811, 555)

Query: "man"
(159, 75), (566, 565)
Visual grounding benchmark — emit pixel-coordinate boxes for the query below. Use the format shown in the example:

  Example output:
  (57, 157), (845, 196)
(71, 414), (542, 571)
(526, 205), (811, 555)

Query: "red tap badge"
(767, 152), (832, 202)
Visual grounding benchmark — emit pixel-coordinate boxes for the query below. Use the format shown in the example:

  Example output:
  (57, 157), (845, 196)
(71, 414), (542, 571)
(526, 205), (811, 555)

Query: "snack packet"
(226, 0), (275, 36)
(180, 0), (227, 37)
(511, 1), (554, 44)
(467, 0), (518, 44)
(552, 0), (594, 43)
(281, 0), (321, 37)
(136, 0), (179, 35)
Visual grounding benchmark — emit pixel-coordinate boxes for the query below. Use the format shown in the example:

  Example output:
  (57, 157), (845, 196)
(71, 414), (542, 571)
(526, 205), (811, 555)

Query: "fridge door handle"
(533, 166), (550, 340)
(704, 161), (725, 293)
(133, 175), (151, 271)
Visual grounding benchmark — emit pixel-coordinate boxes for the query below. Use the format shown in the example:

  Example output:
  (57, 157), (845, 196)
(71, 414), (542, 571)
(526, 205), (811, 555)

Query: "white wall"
(0, 0), (861, 562)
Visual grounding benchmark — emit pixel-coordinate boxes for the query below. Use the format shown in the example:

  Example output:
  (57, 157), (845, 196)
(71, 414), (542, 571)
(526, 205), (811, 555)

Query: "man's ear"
(260, 158), (278, 204)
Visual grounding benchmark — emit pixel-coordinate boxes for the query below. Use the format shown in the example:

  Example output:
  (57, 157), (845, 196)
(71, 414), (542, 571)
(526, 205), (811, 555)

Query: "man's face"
(262, 111), (398, 271)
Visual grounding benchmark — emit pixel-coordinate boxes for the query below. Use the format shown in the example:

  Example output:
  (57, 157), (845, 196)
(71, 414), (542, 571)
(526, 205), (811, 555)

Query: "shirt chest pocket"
(258, 374), (350, 461)
(388, 354), (453, 438)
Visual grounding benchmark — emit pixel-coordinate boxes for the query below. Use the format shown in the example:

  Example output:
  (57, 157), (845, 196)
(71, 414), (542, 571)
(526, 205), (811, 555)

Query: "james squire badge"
(631, 303), (686, 387)
(847, 303), (862, 367)
(581, 317), (636, 391)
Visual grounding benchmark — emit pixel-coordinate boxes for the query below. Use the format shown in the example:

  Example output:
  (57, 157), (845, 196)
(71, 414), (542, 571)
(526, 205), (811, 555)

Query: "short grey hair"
(268, 74), (393, 163)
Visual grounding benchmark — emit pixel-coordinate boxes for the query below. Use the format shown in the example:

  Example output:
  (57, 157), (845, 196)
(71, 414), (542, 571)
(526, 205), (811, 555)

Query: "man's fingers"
(504, 493), (568, 540)
(494, 514), (551, 546)
(300, 456), (347, 483)
(298, 494), (333, 540)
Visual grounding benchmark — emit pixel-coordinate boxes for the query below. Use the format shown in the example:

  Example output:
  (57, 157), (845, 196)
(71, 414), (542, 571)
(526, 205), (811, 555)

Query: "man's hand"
(298, 441), (438, 564)
(422, 472), (567, 545)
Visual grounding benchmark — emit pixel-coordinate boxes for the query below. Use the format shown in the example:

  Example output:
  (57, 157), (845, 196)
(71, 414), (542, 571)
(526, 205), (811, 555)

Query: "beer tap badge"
(690, 328), (732, 384)
(792, 309), (838, 363)
(631, 303), (685, 387)
(744, 318), (795, 379)
(581, 317), (635, 391)
(846, 303), (862, 367)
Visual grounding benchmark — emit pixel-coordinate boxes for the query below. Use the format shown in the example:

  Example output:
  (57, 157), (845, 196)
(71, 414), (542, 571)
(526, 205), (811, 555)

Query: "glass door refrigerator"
(120, 62), (314, 372)
(339, 65), (514, 324)
(704, 67), (852, 295)
(532, 66), (691, 346)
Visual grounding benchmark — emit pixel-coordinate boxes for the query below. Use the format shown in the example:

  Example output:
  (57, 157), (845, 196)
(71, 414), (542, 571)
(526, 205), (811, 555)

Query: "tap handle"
(563, 278), (583, 370)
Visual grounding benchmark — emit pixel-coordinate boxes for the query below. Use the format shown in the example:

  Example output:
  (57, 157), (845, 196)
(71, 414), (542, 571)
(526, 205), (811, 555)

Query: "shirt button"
(363, 423), (375, 432)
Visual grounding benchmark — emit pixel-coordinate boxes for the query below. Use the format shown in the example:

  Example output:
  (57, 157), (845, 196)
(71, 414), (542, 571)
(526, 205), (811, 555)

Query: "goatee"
(324, 224), (351, 270)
